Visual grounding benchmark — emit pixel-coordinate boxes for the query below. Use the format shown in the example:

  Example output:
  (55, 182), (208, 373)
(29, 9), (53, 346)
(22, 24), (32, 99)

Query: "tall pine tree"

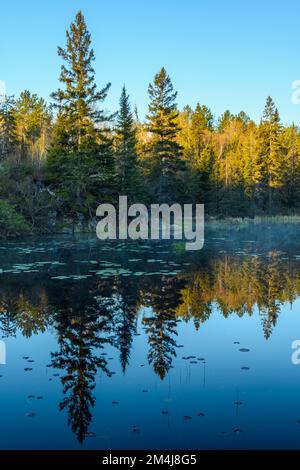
(115, 86), (141, 202)
(146, 67), (184, 203)
(47, 11), (115, 220)
(255, 96), (282, 212)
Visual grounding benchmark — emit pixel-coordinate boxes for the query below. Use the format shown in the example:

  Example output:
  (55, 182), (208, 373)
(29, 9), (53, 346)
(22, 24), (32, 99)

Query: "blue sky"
(1, 0), (300, 124)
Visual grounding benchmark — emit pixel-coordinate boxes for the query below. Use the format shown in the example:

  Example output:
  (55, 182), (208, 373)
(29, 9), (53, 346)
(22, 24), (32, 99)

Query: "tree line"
(1, 11), (300, 235)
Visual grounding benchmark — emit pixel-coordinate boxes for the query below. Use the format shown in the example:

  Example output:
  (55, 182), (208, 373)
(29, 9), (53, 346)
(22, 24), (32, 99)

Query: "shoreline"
(2, 214), (300, 240)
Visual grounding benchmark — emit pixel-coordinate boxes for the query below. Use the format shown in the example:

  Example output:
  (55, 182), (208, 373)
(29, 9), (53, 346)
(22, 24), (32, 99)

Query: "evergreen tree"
(218, 110), (235, 131)
(255, 96), (282, 212)
(280, 125), (300, 210)
(0, 96), (18, 160)
(146, 67), (184, 202)
(189, 143), (215, 206)
(115, 86), (141, 201)
(14, 90), (52, 161)
(176, 105), (193, 160)
(190, 103), (214, 159)
(47, 11), (115, 220)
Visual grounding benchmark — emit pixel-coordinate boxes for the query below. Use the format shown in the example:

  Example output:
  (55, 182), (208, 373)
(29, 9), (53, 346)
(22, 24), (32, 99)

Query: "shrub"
(0, 200), (30, 238)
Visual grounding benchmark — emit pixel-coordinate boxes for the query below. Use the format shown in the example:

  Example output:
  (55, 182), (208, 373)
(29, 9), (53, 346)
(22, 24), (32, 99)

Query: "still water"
(1, 225), (300, 450)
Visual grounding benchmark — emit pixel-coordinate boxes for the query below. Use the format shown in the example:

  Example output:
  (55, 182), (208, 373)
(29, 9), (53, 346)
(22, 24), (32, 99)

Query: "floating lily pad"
(233, 427), (242, 433)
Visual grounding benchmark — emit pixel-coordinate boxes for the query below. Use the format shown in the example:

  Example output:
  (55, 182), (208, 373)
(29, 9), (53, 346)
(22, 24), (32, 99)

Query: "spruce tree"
(48, 11), (115, 219)
(255, 96), (282, 212)
(146, 67), (184, 202)
(115, 86), (141, 202)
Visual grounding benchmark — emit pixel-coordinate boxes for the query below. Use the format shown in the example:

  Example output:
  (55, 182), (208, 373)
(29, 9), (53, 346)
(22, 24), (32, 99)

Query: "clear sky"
(1, 0), (300, 124)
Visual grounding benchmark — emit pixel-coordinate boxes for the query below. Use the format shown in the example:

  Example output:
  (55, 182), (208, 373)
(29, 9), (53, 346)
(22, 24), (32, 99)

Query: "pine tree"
(176, 105), (193, 160)
(280, 125), (300, 210)
(0, 96), (18, 160)
(218, 110), (235, 131)
(255, 96), (282, 212)
(115, 86), (141, 202)
(51, 10), (111, 150)
(47, 11), (115, 219)
(190, 103), (214, 159)
(14, 90), (52, 161)
(146, 67), (184, 203)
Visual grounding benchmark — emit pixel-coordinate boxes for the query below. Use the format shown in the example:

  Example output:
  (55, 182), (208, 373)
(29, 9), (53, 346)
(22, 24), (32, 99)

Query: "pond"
(1, 225), (300, 450)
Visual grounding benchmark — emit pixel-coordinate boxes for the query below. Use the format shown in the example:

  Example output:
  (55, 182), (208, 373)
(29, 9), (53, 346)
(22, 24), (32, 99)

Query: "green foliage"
(0, 157), (58, 232)
(47, 10), (116, 220)
(115, 86), (142, 202)
(1, 10), (300, 236)
(14, 90), (52, 160)
(0, 96), (18, 160)
(146, 67), (185, 203)
(0, 199), (30, 238)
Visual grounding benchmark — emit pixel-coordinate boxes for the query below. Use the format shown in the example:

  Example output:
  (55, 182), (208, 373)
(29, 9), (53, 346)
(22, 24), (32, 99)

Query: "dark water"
(1, 225), (300, 450)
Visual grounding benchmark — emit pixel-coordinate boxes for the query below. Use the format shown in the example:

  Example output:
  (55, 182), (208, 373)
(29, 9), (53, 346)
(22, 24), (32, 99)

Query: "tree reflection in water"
(1, 241), (300, 442)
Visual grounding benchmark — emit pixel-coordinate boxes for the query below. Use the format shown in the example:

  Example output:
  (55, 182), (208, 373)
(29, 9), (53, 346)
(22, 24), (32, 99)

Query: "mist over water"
(1, 225), (300, 449)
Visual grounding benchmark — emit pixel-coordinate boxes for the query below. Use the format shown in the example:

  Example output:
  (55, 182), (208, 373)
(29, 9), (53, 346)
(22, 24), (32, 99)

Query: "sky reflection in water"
(1, 225), (300, 449)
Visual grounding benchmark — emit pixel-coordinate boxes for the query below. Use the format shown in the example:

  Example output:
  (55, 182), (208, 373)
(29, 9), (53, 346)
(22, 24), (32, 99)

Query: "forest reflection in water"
(1, 225), (300, 447)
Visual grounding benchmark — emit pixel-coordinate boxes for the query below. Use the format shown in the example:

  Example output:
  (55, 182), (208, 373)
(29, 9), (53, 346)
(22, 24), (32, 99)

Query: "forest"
(1, 10), (300, 237)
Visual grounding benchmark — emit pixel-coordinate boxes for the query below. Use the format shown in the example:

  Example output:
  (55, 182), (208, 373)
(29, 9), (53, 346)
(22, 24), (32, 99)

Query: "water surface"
(1, 225), (300, 449)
